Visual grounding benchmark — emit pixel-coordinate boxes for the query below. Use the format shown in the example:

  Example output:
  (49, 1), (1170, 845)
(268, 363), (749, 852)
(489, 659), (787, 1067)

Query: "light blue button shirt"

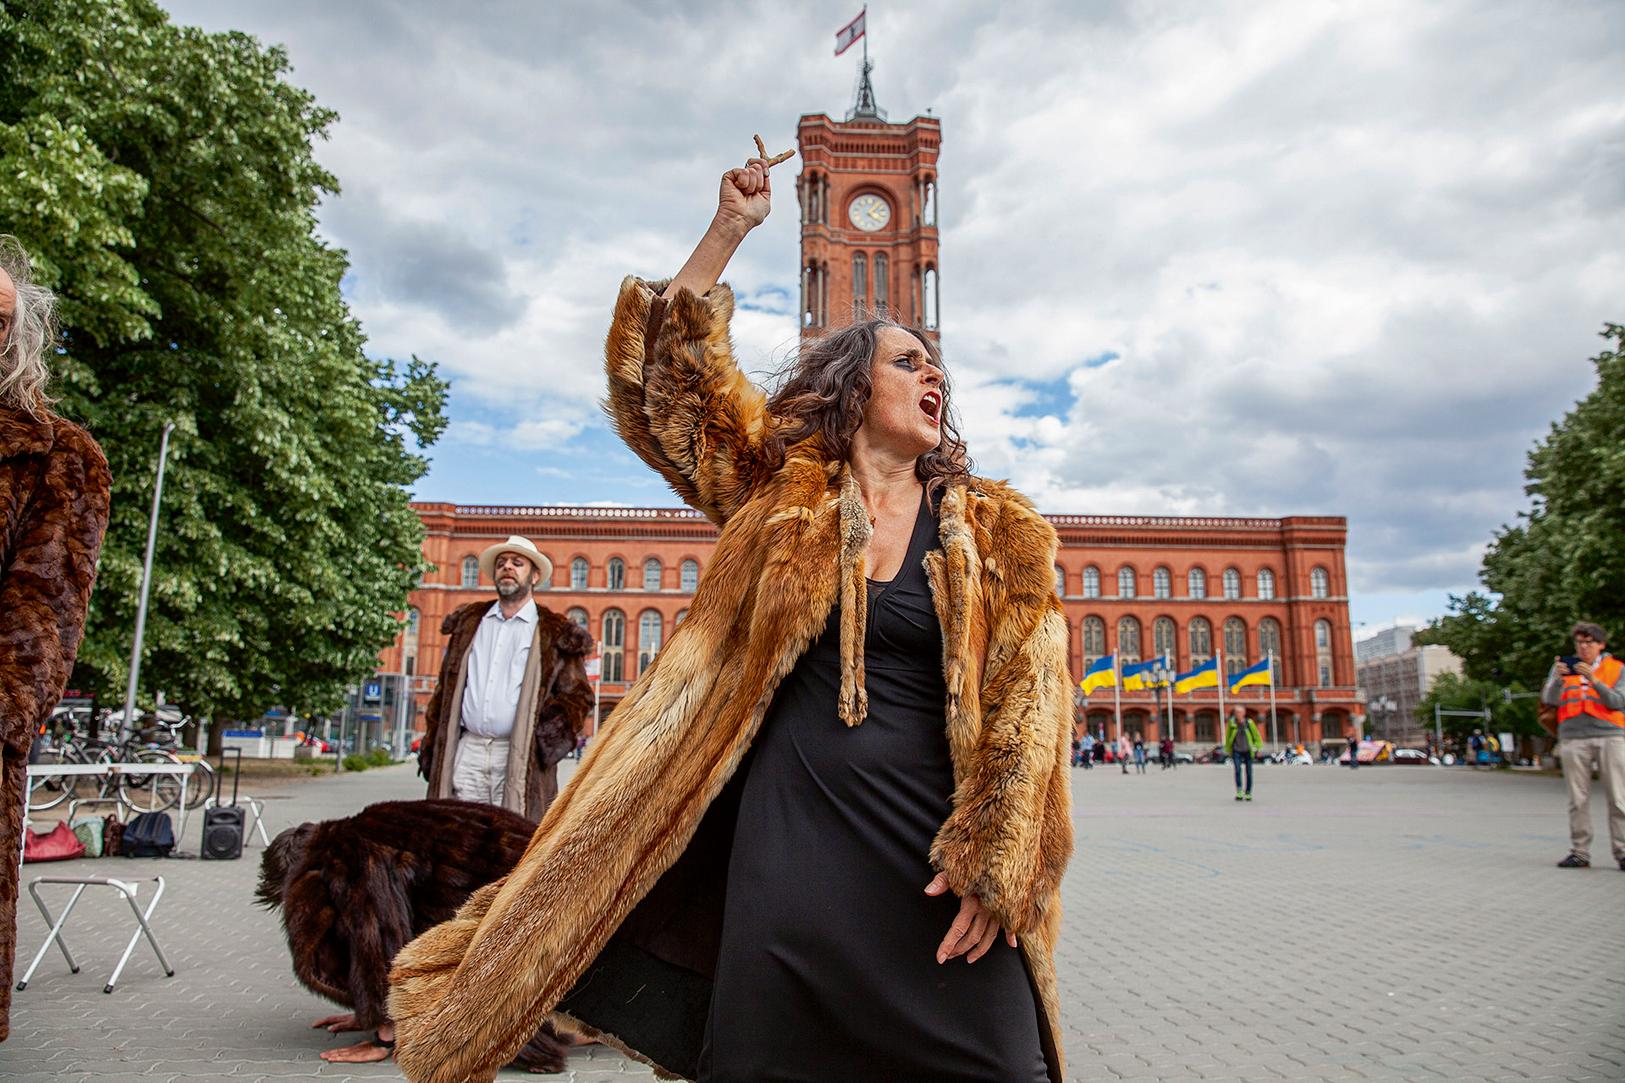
(459, 599), (537, 739)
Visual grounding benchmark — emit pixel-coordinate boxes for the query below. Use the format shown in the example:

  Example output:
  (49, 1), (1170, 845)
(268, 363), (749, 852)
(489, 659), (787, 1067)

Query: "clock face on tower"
(848, 193), (891, 232)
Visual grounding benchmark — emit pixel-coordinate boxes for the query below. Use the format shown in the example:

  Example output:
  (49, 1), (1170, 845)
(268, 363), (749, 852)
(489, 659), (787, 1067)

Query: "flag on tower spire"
(835, 9), (866, 56)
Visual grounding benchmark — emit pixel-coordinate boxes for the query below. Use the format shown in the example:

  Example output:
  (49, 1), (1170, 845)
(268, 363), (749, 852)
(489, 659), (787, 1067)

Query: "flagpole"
(1164, 655), (1174, 747)
(1216, 647), (1225, 728)
(1113, 655), (1122, 745)
(1268, 650), (1279, 752)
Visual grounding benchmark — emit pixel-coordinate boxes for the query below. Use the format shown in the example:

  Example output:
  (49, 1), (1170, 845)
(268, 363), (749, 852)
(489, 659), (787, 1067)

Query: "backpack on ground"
(122, 810), (175, 858)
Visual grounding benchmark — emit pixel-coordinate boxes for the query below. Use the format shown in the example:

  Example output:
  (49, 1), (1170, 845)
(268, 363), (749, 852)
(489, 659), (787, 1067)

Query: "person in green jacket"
(1224, 709), (1263, 801)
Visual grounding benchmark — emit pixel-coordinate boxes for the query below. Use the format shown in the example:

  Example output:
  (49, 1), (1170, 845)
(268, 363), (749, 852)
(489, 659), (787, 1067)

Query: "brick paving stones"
(6, 759), (1622, 1080)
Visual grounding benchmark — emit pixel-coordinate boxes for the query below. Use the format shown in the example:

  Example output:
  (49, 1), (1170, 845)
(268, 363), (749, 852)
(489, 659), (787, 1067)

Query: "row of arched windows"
(1077, 615), (1337, 688)
(561, 606), (688, 684)
(458, 554), (701, 593)
(1056, 564), (1331, 601)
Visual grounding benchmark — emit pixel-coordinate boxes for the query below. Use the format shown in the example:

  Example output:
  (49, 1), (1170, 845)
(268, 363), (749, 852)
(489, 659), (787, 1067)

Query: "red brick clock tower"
(796, 62), (941, 339)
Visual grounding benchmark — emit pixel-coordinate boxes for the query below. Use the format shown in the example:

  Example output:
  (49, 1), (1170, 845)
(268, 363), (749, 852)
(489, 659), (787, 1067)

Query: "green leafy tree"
(0, 0), (448, 740)
(1419, 325), (1625, 687)
(1414, 672), (1539, 742)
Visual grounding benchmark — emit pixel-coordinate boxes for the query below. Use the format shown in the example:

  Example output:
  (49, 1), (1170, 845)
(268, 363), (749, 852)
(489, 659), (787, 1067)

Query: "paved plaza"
(4, 758), (1623, 1081)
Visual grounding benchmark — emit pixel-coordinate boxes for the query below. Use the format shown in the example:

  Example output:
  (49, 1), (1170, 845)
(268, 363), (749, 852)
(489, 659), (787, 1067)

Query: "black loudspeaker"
(200, 748), (244, 860)
(201, 805), (244, 860)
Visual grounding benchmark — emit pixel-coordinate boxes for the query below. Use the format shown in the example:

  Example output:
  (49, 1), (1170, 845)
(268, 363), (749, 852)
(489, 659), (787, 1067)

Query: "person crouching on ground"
(1225, 709), (1262, 802)
(417, 535), (593, 820)
(1542, 621), (1625, 870)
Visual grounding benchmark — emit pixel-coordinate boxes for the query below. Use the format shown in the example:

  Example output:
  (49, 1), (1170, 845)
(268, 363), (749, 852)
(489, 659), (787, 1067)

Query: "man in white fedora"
(417, 535), (594, 819)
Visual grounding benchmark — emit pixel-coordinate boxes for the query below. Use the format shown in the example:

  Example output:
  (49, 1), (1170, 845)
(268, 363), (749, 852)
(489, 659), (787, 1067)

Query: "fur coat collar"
(389, 280), (1074, 1082)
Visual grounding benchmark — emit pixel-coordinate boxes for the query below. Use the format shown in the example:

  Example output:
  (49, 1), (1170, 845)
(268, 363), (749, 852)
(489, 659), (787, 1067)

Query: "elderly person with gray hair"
(0, 238), (111, 1040)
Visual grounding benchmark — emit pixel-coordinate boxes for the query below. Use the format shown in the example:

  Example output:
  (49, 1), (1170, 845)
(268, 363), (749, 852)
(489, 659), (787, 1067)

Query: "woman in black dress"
(662, 152), (1050, 1082)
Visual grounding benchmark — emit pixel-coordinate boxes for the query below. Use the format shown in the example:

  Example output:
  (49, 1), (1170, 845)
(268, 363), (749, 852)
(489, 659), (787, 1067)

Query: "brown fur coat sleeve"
(603, 277), (777, 526)
(928, 485), (1074, 938)
(0, 418), (110, 753)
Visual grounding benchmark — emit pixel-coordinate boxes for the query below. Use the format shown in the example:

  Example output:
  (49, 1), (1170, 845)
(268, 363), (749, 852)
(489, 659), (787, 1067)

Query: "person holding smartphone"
(1541, 622), (1625, 869)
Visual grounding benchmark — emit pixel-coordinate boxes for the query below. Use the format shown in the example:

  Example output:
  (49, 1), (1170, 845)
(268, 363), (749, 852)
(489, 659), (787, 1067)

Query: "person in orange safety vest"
(1541, 621), (1625, 870)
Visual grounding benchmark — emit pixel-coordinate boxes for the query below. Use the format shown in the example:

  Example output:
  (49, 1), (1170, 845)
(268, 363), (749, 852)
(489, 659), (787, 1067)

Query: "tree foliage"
(1419, 325), (1625, 687)
(0, 0), (448, 725)
(1414, 672), (1539, 740)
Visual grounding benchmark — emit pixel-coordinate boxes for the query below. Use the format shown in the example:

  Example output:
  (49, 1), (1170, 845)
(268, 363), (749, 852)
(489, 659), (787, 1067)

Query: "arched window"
(1152, 567), (1171, 600)
(570, 557), (589, 591)
(461, 555), (479, 589)
(1188, 617), (1213, 663)
(1083, 566), (1101, 599)
(1222, 568), (1241, 600)
(1223, 617), (1248, 676)
(675, 608), (688, 625)
(923, 265), (939, 330)
(1311, 567), (1330, 598)
(642, 557), (662, 591)
(402, 608), (420, 676)
(607, 557), (625, 591)
(1258, 618), (1283, 678)
(852, 252), (867, 310)
(566, 607), (588, 628)
(637, 609), (663, 675)
(1054, 565), (1066, 596)
(1315, 619), (1334, 687)
(1256, 568), (1276, 600)
(680, 559), (699, 592)
(1117, 616), (1142, 664)
(1153, 617), (1177, 664)
(1117, 566), (1136, 598)
(601, 609), (626, 683)
(1187, 567), (1207, 599)
(1082, 616), (1106, 664)
(873, 252), (889, 313)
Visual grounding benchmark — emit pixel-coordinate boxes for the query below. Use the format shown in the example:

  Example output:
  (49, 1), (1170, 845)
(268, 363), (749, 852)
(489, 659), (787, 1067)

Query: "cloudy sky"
(162, 0), (1625, 635)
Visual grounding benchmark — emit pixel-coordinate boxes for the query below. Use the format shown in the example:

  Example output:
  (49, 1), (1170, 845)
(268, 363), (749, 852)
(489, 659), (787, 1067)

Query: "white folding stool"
(15, 875), (175, 994)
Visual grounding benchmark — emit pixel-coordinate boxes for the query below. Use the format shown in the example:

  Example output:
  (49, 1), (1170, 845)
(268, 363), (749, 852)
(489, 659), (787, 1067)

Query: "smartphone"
(1559, 655), (1581, 669)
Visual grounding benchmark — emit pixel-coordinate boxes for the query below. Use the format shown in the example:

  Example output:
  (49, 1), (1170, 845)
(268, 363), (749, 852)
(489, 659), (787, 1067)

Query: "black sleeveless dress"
(698, 494), (1048, 1083)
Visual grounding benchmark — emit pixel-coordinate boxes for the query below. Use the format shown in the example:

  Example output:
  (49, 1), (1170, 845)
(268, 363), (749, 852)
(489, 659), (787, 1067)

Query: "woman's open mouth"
(919, 391), (942, 425)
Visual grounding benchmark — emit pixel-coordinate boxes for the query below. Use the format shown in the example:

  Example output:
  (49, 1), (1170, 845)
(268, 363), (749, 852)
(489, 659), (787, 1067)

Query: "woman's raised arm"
(663, 137), (792, 302)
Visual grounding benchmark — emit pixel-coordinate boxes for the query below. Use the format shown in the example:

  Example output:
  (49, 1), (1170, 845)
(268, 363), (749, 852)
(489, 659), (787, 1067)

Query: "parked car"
(1390, 747), (1440, 765)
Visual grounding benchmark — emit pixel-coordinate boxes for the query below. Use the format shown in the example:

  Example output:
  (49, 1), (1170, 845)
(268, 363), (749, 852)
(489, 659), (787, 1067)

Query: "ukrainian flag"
(1228, 657), (1273, 693)
(1121, 656), (1169, 691)
(1079, 654), (1116, 696)
(1174, 658), (1219, 694)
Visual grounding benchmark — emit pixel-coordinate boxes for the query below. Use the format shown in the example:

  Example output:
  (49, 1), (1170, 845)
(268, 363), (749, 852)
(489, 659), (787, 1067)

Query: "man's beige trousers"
(1559, 734), (1625, 863)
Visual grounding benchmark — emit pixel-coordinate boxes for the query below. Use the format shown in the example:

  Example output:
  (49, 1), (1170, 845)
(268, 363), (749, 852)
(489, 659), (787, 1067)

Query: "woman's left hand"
(924, 873), (1017, 964)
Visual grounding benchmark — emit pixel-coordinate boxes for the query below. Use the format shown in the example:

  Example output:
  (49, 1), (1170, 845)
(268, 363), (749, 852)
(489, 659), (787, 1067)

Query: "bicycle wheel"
(117, 748), (183, 813)
(180, 756), (216, 809)
(25, 744), (78, 811)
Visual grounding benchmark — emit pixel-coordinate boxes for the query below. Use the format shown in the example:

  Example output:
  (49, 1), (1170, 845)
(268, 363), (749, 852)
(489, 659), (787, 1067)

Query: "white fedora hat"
(478, 535), (553, 585)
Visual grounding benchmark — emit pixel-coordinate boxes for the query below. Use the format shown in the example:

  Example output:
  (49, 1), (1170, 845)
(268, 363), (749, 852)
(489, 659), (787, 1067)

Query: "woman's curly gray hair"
(0, 236), (57, 416)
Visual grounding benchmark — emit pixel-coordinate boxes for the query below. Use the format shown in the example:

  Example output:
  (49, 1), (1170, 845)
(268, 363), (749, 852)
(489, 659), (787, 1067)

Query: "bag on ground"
(122, 810), (176, 858)
(69, 815), (105, 858)
(103, 814), (125, 856)
(23, 821), (86, 863)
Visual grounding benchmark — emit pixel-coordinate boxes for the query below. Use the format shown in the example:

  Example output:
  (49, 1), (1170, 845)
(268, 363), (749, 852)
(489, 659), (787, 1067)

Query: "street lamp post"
(1149, 656), (1174, 746)
(1371, 695), (1396, 743)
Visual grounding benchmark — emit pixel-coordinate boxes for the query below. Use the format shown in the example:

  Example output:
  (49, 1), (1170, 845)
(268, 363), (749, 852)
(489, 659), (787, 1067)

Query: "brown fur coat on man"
(256, 800), (569, 1072)
(418, 602), (593, 820)
(0, 408), (109, 1042)
(388, 279), (1075, 1082)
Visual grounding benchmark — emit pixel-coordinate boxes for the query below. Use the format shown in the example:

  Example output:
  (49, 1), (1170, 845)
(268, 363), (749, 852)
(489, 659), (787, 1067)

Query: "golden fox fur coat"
(388, 278), (1075, 1082)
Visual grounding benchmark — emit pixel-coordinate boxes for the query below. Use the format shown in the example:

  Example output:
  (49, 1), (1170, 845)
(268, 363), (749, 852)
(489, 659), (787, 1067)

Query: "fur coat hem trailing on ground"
(387, 277), (1074, 1082)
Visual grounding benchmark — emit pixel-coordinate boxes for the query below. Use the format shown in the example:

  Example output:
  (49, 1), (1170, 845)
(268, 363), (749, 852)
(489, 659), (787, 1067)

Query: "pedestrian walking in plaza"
(1469, 728), (1489, 767)
(1133, 733), (1147, 773)
(1226, 709), (1262, 801)
(0, 240), (111, 1042)
(1159, 734), (1175, 770)
(1347, 729), (1360, 769)
(417, 535), (593, 820)
(1119, 731), (1133, 773)
(1080, 730), (1095, 769)
(388, 143), (1072, 1083)
(1541, 622), (1625, 870)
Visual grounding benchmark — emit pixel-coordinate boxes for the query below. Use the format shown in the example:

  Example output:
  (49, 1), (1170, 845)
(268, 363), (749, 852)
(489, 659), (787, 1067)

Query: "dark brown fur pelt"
(258, 799), (568, 1072)
(0, 409), (110, 1042)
